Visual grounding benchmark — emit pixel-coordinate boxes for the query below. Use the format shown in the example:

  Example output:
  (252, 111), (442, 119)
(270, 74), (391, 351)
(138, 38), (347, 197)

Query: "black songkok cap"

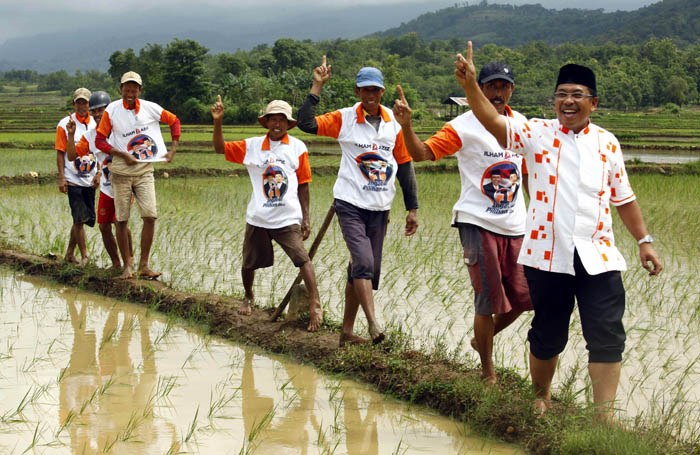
(556, 64), (596, 92)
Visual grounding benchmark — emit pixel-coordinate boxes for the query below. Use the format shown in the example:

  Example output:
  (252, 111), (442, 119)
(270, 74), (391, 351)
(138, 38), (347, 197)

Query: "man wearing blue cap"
(455, 42), (663, 422)
(298, 56), (419, 347)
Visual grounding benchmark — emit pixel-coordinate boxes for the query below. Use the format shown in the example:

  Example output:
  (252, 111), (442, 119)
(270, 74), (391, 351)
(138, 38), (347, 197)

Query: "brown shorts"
(111, 172), (157, 221)
(242, 223), (310, 270)
(457, 223), (532, 315)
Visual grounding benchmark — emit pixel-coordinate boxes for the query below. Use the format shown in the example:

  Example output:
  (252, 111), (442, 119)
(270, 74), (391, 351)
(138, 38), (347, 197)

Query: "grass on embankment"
(0, 246), (697, 455)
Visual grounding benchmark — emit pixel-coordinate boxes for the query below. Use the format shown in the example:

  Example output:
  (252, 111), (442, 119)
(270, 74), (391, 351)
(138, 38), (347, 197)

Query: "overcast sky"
(1, 0), (658, 45)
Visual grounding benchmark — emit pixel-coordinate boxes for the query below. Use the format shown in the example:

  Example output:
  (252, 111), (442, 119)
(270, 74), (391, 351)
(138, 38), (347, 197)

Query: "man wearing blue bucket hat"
(298, 57), (419, 347)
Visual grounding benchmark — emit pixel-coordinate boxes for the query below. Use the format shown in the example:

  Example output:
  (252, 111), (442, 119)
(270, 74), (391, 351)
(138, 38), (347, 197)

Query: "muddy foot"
(118, 264), (135, 279)
(64, 255), (79, 264)
(109, 263), (122, 271)
(138, 267), (162, 280)
(339, 332), (369, 347)
(78, 257), (90, 267)
(533, 398), (550, 419)
(307, 305), (323, 332)
(368, 322), (385, 345)
(482, 375), (497, 387)
(238, 300), (253, 316)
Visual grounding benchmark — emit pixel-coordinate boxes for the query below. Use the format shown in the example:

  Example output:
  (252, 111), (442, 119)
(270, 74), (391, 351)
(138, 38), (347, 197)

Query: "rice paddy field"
(0, 270), (524, 454)
(1, 88), (699, 453)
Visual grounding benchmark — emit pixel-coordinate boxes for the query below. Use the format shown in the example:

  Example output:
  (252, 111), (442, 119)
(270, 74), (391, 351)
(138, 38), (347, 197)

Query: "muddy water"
(0, 268), (522, 455)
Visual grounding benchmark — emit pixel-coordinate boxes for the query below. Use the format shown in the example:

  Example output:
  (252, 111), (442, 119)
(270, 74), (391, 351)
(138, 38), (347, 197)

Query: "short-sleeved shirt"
(315, 103), (411, 211)
(75, 128), (114, 198)
(225, 133), (311, 229)
(55, 113), (97, 186)
(505, 117), (635, 275)
(425, 106), (527, 236)
(96, 99), (178, 176)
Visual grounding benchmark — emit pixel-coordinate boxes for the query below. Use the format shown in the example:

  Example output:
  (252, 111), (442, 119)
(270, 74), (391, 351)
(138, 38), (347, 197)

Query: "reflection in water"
(0, 270), (522, 454)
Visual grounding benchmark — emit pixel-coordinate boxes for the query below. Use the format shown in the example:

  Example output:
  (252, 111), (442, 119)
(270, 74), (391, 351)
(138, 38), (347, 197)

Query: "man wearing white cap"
(55, 87), (97, 266)
(95, 71), (181, 279)
(211, 96), (323, 332)
(297, 57), (419, 346)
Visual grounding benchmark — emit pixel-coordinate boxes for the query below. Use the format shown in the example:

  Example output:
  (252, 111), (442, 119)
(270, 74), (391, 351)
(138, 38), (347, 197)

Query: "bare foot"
(237, 299), (253, 316)
(118, 264), (135, 279)
(533, 397), (550, 418)
(339, 332), (369, 347)
(368, 322), (385, 345)
(109, 263), (122, 271)
(482, 375), (497, 387)
(64, 255), (79, 264)
(78, 257), (90, 267)
(137, 267), (162, 280)
(307, 304), (323, 332)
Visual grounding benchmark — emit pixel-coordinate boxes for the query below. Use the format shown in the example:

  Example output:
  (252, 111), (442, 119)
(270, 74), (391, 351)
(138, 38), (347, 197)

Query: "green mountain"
(374, 0), (699, 47)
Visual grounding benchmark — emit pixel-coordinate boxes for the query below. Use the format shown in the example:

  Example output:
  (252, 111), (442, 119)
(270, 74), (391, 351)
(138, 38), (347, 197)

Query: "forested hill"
(374, 0), (699, 47)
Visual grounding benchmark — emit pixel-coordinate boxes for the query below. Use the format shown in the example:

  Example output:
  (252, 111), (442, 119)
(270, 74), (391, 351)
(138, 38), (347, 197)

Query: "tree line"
(2, 35), (698, 122)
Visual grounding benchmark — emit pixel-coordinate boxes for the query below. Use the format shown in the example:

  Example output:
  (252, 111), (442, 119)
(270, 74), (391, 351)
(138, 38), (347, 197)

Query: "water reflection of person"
(343, 386), (381, 455)
(241, 351), (275, 439)
(59, 299), (164, 454)
(59, 297), (100, 453)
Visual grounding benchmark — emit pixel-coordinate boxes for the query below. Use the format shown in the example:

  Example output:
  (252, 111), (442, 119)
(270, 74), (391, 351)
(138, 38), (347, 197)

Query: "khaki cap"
(258, 100), (297, 129)
(72, 87), (91, 102)
(120, 71), (143, 86)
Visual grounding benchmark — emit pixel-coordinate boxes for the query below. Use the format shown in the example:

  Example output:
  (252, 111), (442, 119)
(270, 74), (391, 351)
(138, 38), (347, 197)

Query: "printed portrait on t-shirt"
(102, 155), (112, 186)
(73, 153), (96, 176)
(127, 134), (158, 160)
(356, 152), (393, 191)
(481, 162), (520, 209)
(262, 166), (288, 205)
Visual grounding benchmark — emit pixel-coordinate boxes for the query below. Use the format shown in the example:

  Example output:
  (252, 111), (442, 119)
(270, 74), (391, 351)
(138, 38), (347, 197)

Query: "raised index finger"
(396, 85), (407, 103)
(467, 41), (473, 63)
(216, 94), (222, 104)
(321, 55), (327, 68)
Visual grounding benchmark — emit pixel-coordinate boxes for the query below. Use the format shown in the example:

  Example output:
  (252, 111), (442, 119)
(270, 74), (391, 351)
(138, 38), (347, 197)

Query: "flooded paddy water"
(0, 268), (522, 454)
(1, 169), (698, 442)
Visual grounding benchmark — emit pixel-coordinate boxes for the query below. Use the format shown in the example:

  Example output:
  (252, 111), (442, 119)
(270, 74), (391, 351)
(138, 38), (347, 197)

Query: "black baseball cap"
(478, 61), (515, 85)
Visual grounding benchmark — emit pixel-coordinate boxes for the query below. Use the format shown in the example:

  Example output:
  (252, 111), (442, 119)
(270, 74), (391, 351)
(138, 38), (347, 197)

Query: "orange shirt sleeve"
(96, 111), (112, 138)
(160, 109), (181, 140)
(55, 126), (67, 152)
(424, 123), (463, 161)
(224, 140), (246, 164)
(296, 151), (312, 184)
(315, 111), (343, 139)
(75, 136), (90, 156)
(392, 127), (412, 165)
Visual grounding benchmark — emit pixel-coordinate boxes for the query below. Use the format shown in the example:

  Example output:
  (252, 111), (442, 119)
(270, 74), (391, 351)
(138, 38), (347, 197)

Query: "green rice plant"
(183, 406), (200, 443)
(239, 406), (276, 455)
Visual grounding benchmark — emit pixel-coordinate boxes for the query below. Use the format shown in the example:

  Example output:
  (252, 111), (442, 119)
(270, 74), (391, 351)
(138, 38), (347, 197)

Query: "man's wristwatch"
(637, 234), (654, 245)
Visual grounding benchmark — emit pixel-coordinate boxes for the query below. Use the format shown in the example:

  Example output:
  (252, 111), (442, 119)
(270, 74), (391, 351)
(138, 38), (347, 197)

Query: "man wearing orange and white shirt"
(55, 87), (97, 266)
(456, 43), (663, 422)
(95, 71), (180, 280)
(393, 61), (533, 385)
(298, 58), (419, 346)
(212, 97), (323, 332)
(67, 91), (134, 270)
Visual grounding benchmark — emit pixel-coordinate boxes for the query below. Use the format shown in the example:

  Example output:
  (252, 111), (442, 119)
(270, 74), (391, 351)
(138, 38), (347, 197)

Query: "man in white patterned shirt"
(455, 42), (662, 422)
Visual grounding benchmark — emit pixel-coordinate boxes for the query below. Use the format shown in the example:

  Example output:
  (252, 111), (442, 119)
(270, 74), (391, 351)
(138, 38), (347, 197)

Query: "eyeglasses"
(553, 91), (594, 100)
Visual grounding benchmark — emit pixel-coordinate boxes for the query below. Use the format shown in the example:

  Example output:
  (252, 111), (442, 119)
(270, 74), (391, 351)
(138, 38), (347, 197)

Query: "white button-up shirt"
(505, 117), (635, 275)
